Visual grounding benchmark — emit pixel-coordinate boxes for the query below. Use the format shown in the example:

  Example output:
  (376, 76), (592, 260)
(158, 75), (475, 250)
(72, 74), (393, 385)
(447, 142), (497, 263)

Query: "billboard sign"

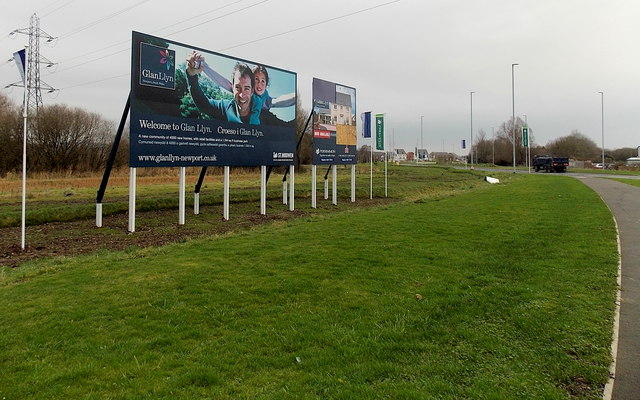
(312, 78), (357, 165)
(130, 31), (297, 167)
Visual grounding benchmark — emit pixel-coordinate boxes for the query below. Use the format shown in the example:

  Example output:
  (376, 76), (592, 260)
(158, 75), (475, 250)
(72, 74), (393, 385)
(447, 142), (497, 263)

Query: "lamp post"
(470, 91), (475, 166)
(599, 92), (604, 168)
(523, 114), (528, 173)
(511, 63), (518, 173)
(492, 127), (495, 165)
(420, 115), (424, 161)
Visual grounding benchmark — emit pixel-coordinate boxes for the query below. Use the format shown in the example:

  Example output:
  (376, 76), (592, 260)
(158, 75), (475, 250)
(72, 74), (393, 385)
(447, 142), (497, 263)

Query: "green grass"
(0, 165), (505, 228)
(0, 173), (618, 399)
(570, 168), (640, 176)
(608, 178), (640, 188)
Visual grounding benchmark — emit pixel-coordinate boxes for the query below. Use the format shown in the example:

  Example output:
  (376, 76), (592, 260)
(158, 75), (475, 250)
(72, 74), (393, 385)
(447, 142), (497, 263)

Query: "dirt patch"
(1, 198), (394, 269)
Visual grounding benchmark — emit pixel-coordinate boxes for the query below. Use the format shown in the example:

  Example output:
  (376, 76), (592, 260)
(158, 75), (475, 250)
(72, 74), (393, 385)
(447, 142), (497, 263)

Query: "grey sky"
(2, 0), (638, 155)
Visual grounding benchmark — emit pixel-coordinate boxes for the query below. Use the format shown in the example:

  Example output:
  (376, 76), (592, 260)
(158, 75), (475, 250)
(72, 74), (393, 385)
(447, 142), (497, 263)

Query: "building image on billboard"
(129, 31), (297, 168)
(312, 78), (356, 165)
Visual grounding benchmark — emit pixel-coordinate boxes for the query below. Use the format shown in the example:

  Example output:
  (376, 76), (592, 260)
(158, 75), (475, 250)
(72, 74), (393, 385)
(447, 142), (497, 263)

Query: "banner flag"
(461, 139), (466, 149)
(362, 111), (371, 138)
(522, 126), (529, 147)
(375, 113), (384, 150)
(13, 49), (26, 83)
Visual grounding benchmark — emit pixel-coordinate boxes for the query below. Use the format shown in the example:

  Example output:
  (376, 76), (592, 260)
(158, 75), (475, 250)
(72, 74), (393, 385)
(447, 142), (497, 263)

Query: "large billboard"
(130, 31), (297, 167)
(312, 78), (357, 165)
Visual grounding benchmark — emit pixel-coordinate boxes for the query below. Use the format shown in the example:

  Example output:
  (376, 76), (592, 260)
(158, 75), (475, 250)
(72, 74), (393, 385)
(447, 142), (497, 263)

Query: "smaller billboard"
(312, 78), (357, 165)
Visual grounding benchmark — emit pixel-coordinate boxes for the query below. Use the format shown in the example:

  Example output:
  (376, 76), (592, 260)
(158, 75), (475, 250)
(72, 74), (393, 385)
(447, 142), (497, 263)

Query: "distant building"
(627, 146), (640, 166)
(416, 148), (429, 161)
(430, 152), (456, 163)
(394, 148), (407, 162)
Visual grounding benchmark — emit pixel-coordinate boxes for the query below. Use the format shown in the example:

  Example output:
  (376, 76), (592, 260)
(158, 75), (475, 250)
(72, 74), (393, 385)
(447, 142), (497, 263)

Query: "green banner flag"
(375, 114), (384, 151)
(522, 125), (529, 147)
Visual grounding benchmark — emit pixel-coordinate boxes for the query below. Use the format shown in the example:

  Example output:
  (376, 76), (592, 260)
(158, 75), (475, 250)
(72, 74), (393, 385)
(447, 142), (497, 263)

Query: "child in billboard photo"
(186, 51), (258, 124)
(187, 51), (294, 127)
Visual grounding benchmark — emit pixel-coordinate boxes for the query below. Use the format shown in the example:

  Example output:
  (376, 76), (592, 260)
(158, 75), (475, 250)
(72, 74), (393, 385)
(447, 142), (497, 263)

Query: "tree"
(610, 147), (638, 162)
(485, 116), (526, 165)
(295, 92), (313, 165)
(31, 104), (115, 172)
(0, 93), (23, 176)
(545, 130), (599, 160)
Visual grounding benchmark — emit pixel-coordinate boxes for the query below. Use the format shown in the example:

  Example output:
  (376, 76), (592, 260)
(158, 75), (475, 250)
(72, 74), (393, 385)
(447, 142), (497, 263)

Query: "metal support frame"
(96, 95), (130, 227)
(193, 166), (208, 215)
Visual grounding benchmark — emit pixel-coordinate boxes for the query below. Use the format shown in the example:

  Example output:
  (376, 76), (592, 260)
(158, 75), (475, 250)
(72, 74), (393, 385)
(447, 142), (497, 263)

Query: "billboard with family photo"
(130, 31), (297, 167)
(312, 78), (357, 165)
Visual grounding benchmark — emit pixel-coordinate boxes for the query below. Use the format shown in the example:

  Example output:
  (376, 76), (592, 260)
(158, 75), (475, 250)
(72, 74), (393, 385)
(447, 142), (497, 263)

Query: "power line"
(61, 73), (128, 90)
(166, 0), (269, 36)
(55, 0), (257, 70)
(221, 0), (401, 51)
(153, 0), (243, 36)
(41, 0), (78, 18)
(58, 0), (152, 39)
(55, 1), (402, 91)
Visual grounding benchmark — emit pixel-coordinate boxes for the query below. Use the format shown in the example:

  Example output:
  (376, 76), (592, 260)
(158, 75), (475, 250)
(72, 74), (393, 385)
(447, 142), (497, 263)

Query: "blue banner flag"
(13, 49), (26, 83)
(362, 111), (371, 138)
(461, 139), (466, 149)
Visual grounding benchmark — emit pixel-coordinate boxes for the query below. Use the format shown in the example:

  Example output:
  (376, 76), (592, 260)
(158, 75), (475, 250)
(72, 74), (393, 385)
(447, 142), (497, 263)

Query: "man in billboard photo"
(193, 56), (294, 128)
(199, 62), (295, 115)
(186, 51), (259, 124)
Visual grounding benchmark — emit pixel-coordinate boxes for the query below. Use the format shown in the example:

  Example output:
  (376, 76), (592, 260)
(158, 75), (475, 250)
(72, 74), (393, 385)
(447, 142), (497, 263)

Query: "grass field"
(0, 166), (619, 399)
(609, 177), (640, 188)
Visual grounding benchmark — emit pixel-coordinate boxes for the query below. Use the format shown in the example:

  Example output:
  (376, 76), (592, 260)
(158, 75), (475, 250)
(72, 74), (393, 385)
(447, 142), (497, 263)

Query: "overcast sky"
(2, 0), (638, 155)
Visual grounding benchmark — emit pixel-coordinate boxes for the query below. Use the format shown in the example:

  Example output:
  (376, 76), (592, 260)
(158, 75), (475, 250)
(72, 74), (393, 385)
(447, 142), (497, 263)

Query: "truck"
(533, 155), (569, 173)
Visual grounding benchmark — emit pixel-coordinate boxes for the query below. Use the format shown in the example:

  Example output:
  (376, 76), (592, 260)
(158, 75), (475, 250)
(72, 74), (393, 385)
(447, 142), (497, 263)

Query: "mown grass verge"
(0, 172), (618, 399)
(608, 177), (640, 188)
(0, 165), (499, 228)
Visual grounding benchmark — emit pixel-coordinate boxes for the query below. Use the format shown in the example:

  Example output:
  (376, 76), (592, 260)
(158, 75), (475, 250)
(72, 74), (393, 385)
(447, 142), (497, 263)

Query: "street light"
(470, 91), (475, 166)
(599, 92), (604, 168)
(492, 127), (495, 165)
(420, 115), (424, 160)
(511, 63), (519, 173)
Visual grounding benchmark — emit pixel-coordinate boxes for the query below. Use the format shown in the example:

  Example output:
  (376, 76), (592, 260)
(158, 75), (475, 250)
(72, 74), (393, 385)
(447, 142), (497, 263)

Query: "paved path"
(577, 177), (640, 399)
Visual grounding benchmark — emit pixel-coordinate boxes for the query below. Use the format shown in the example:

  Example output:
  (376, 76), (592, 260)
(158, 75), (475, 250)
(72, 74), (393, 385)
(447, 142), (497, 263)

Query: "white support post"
(260, 165), (267, 215)
(96, 203), (103, 227)
(384, 151), (388, 197)
(283, 174), (288, 205)
(311, 165), (317, 208)
(223, 166), (230, 220)
(332, 164), (337, 205)
(179, 167), (185, 225)
(20, 45), (29, 250)
(194, 192), (200, 215)
(324, 176), (329, 200)
(128, 167), (136, 233)
(351, 164), (356, 202)
(289, 165), (295, 211)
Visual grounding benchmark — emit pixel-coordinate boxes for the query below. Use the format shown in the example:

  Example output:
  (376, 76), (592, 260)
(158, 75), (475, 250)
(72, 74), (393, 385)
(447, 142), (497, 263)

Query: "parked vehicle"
(533, 155), (569, 173)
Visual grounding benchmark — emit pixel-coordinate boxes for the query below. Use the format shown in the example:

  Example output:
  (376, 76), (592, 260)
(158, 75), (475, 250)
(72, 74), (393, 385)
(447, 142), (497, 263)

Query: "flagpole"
(20, 46), (29, 250)
(370, 135), (373, 200)
(384, 115), (387, 197)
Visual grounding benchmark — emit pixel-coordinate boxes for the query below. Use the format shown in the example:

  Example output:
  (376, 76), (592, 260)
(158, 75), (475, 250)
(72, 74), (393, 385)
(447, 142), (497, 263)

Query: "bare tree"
(491, 116), (526, 165)
(546, 130), (599, 160)
(31, 104), (114, 172)
(0, 93), (23, 176)
(295, 92), (313, 165)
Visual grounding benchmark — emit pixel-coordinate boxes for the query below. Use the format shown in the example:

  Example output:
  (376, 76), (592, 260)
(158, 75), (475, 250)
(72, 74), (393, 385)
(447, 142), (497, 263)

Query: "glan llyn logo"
(139, 42), (176, 90)
(158, 49), (174, 71)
